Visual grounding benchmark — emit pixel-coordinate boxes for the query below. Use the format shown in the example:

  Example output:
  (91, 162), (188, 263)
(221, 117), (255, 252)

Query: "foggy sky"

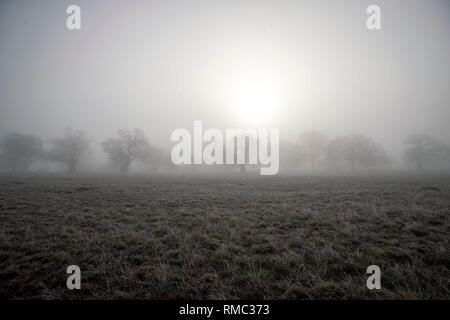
(1, 0), (449, 159)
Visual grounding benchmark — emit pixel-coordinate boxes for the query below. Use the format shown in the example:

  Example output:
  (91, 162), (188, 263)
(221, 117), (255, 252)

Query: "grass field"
(0, 172), (448, 299)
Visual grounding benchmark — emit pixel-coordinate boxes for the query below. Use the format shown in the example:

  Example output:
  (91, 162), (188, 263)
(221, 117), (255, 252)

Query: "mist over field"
(0, 0), (449, 300)
(1, 0), (450, 172)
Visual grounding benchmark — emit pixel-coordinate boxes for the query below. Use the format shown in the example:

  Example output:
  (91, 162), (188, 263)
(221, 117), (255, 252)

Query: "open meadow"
(0, 172), (448, 299)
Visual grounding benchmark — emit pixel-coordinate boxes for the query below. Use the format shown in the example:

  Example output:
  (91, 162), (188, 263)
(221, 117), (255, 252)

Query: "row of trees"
(1, 129), (449, 173)
(0, 128), (156, 173)
(294, 131), (387, 172)
(293, 131), (450, 171)
(403, 134), (450, 171)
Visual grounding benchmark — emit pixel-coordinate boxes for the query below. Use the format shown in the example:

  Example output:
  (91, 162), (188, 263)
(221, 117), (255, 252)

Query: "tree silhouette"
(404, 134), (450, 170)
(48, 128), (89, 173)
(331, 134), (386, 171)
(102, 129), (152, 173)
(1, 133), (43, 172)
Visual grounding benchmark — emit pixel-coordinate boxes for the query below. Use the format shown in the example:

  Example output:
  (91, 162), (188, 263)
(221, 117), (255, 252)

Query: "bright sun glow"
(230, 73), (282, 125)
(207, 47), (293, 125)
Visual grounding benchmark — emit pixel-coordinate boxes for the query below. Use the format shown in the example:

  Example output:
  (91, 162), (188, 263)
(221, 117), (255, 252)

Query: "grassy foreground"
(0, 173), (448, 299)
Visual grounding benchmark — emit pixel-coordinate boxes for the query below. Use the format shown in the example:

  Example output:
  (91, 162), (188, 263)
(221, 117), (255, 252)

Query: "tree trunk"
(119, 159), (132, 173)
(416, 154), (422, 171)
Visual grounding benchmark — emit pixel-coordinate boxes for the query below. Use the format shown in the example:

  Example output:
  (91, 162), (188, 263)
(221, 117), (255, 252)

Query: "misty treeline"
(0, 128), (169, 174)
(0, 128), (449, 174)
(280, 131), (450, 172)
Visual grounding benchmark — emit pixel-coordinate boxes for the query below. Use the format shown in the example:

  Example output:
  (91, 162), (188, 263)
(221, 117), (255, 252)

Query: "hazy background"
(1, 0), (449, 161)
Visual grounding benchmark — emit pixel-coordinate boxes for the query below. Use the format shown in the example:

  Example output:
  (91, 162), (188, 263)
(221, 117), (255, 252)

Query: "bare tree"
(102, 129), (152, 173)
(48, 128), (89, 173)
(298, 131), (328, 171)
(332, 134), (386, 171)
(1, 133), (43, 172)
(404, 134), (450, 171)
